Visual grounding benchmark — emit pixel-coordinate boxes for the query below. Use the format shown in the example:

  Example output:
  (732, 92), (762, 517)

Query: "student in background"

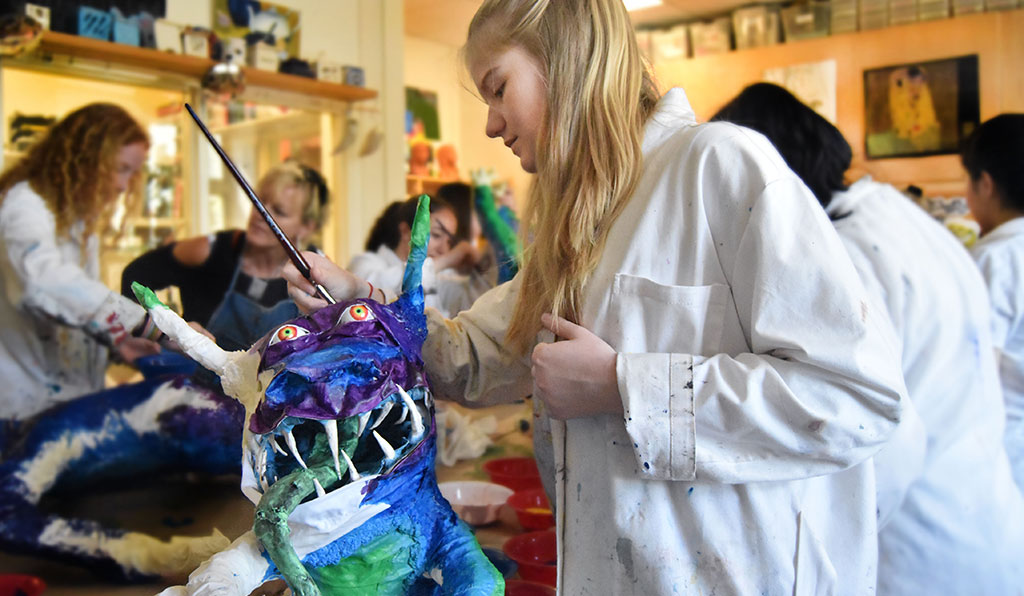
(712, 82), (1024, 594)
(0, 103), (161, 420)
(122, 161), (329, 352)
(284, 1), (908, 593)
(348, 195), (490, 317)
(963, 113), (1024, 492)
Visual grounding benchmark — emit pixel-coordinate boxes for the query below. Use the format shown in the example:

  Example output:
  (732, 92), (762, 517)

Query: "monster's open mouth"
(246, 385), (432, 500)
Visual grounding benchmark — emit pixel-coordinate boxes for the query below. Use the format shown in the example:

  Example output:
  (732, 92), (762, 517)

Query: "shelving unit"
(31, 31), (378, 103)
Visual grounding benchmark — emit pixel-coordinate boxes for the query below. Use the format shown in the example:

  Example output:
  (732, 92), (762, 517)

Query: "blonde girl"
(286, 0), (908, 593)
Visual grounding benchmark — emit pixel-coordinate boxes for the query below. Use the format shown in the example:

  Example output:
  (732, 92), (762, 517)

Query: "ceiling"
(404, 0), (755, 46)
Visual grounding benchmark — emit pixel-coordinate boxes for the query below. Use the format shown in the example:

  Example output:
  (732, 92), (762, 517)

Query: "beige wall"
(403, 35), (533, 210)
(654, 9), (1024, 198)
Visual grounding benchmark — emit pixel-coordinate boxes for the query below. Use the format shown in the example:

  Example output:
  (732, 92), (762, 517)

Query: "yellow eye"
(268, 324), (310, 346)
(339, 303), (375, 325)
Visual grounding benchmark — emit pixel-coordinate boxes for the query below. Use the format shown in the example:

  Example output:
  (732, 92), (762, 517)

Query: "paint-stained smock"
(972, 218), (1024, 493)
(826, 177), (1024, 594)
(0, 181), (145, 419)
(348, 244), (490, 317)
(422, 88), (907, 595)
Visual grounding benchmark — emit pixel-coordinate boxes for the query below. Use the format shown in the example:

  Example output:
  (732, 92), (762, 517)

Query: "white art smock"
(423, 89), (907, 595)
(972, 216), (1024, 492)
(0, 181), (145, 419)
(827, 177), (1024, 594)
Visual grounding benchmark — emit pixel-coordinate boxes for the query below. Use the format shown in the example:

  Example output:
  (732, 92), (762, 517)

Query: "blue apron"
(204, 260), (299, 353)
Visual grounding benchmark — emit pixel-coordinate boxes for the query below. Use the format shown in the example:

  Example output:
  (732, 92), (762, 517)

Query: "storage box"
(918, 0), (949, 20)
(985, 0), (1019, 9)
(781, 1), (830, 41)
(890, 0), (919, 24)
(343, 66), (365, 87)
(830, 0), (858, 34)
(859, 0), (890, 30)
(689, 17), (732, 56)
(247, 42), (279, 71)
(316, 61), (344, 84)
(78, 6), (112, 41)
(952, 0), (985, 14)
(732, 4), (780, 50)
(649, 24), (689, 63)
(181, 28), (209, 58)
(153, 19), (182, 53)
(111, 8), (139, 46)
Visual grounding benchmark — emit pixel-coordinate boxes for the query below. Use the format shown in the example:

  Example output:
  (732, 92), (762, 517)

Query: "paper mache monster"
(470, 168), (520, 285)
(0, 356), (244, 580)
(151, 196), (504, 596)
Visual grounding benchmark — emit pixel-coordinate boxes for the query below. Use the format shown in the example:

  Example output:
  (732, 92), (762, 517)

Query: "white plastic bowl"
(439, 480), (514, 526)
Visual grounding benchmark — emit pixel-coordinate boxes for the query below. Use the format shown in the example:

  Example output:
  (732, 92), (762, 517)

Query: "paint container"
(504, 579), (556, 595)
(503, 530), (557, 587)
(439, 481), (513, 526)
(507, 487), (554, 530)
(483, 457), (542, 492)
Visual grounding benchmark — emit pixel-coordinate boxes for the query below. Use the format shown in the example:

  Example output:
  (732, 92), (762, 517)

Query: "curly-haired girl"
(0, 103), (160, 420)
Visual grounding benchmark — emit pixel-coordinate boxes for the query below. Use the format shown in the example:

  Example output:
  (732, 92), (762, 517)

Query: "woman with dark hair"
(964, 113), (1024, 493)
(0, 103), (161, 419)
(348, 195), (490, 317)
(713, 84), (1024, 594)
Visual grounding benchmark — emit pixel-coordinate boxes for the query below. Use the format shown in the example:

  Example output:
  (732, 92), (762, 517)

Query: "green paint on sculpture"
(131, 281), (166, 310)
(311, 531), (422, 595)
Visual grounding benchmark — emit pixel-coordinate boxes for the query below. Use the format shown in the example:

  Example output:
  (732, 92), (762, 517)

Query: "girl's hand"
(283, 251), (365, 313)
(531, 313), (622, 420)
(115, 336), (162, 364)
(434, 241), (480, 274)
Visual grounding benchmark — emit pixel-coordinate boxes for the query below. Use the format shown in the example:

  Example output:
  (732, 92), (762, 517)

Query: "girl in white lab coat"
(964, 113), (1024, 492)
(285, 1), (908, 593)
(348, 195), (490, 317)
(0, 103), (162, 421)
(713, 83), (1024, 595)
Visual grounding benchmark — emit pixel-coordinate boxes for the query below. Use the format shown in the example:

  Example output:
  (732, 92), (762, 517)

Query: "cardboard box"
(78, 6), (112, 41)
(732, 5), (780, 50)
(154, 19), (182, 53)
(247, 42), (280, 71)
(649, 24), (689, 63)
(689, 17), (732, 56)
(316, 61), (344, 84)
(182, 29), (209, 58)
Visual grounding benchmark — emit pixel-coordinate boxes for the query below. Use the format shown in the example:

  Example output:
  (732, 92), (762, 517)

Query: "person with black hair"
(121, 161), (329, 352)
(712, 83), (1024, 595)
(964, 113), (1024, 493)
(347, 195), (491, 317)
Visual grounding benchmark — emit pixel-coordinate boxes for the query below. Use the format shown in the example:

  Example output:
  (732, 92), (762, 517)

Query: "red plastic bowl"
(483, 457), (542, 491)
(505, 578), (556, 596)
(503, 530), (557, 587)
(506, 487), (554, 530)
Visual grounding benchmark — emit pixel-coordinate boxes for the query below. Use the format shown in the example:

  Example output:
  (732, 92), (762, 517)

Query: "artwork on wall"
(212, 0), (300, 59)
(763, 59), (837, 123)
(863, 54), (979, 159)
(406, 86), (441, 141)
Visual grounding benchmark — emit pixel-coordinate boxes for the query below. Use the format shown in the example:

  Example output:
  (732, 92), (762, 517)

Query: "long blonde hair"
(465, 0), (659, 354)
(0, 103), (148, 240)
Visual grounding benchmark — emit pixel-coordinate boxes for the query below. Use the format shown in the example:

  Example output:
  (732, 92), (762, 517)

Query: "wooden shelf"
(34, 31), (377, 103)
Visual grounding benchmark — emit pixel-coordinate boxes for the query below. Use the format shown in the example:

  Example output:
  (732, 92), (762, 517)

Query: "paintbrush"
(184, 103), (336, 305)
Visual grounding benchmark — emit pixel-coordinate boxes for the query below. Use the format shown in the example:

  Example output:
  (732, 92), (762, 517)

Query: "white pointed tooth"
(373, 430), (397, 460)
(357, 411), (372, 436)
(270, 436), (287, 456)
(396, 405), (409, 424)
(283, 429), (308, 469)
(370, 401), (394, 430)
(247, 435), (260, 455)
(339, 448), (361, 482)
(312, 477), (326, 498)
(398, 386), (425, 437)
(322, 419), (342, 479)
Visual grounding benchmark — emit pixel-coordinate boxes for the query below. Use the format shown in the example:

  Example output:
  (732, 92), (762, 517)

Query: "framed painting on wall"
(406, 86), (440, 141)
(863, 54), (979, 159)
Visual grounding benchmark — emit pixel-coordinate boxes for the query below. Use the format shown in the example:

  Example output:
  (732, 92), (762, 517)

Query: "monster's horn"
(131, 282), (237, 376)
(401, 195), (431, 294)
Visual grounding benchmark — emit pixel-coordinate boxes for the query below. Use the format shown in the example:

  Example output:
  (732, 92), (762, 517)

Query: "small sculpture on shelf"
(408, 140), (433, 177)
(436, 143), (460, 180)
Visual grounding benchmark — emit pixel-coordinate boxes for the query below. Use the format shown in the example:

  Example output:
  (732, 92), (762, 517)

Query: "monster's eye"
(339, 303), (375, 325)
(268, 324), (310, 346)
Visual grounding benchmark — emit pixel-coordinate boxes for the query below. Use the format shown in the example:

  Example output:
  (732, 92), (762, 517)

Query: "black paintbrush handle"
(185, 103), (336, 305)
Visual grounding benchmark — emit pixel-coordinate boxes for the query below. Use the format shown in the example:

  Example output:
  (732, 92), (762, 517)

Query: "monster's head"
(132, 197), (436, 508)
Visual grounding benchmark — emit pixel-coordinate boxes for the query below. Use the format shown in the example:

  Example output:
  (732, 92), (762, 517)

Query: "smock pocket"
(608, 273), (728, 356)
